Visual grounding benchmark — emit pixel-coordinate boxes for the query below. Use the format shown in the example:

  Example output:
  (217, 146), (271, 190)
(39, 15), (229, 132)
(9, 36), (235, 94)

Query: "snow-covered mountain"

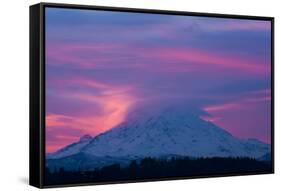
(46, 107), (270, 170)
(258, 152), (271, 161)
(47, 134), (92, 159)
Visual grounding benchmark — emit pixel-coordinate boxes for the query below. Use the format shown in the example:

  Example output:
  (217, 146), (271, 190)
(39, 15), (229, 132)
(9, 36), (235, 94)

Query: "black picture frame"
(30, 2), (275, 188)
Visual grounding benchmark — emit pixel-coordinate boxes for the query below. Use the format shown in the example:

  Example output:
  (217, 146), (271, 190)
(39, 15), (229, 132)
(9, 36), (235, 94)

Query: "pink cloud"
(204, 102), (241, 112)
(46, 91), (136, 152)
(46, 127), (80, 153)
(46, 78), (138, 152)
(201, 90), (271, 143)
(142, 47), (269, 74)
(203, 89), (270, 113)
(46, 39), (270, 75)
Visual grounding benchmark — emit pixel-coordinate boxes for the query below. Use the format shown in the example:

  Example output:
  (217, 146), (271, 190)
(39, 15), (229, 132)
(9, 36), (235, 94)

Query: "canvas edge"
(29, 3), (45, 189)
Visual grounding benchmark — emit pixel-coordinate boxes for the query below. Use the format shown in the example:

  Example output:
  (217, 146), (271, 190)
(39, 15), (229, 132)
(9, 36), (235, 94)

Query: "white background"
(0, 0), (279, 190)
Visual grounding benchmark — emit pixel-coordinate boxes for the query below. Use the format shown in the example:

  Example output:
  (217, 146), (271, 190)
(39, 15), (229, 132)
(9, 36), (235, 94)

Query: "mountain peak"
(47, 108), (270, 167)
(79, 134), (92, 142)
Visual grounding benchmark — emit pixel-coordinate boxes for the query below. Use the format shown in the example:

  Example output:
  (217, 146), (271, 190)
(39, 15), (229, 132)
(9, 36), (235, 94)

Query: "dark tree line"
(45, 157), (271, 185)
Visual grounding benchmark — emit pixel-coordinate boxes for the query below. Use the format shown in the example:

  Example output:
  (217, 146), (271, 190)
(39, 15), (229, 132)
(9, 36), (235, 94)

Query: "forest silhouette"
(45, 156), (271, 185)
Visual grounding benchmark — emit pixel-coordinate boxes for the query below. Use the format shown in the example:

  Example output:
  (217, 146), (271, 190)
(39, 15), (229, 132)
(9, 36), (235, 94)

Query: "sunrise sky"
(45, 8), (271, 153)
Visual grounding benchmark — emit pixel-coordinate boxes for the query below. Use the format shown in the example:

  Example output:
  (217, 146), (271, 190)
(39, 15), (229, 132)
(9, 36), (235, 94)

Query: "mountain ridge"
(46, 108), (270, 170)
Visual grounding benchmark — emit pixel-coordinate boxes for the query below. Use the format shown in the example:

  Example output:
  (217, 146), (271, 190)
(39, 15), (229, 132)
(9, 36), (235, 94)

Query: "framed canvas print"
(30, 3), (274, 188)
